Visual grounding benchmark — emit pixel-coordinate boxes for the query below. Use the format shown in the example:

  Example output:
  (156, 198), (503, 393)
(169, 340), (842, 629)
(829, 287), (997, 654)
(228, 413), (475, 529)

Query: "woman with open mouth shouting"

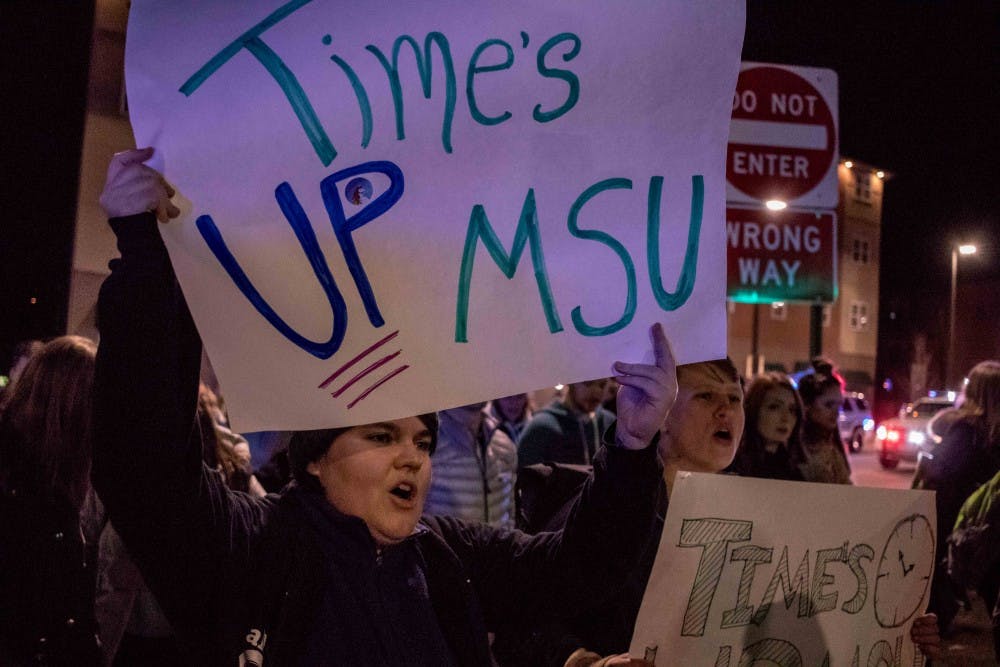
(91, 148), (679, 666)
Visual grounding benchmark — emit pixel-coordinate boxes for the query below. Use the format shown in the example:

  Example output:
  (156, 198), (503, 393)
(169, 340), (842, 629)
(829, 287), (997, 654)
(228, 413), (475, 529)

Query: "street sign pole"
(726, 63), (839, 374)
(809, 302), (823, 359)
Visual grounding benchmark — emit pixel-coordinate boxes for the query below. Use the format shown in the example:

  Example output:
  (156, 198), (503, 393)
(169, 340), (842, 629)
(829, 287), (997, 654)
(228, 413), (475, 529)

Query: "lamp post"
(947, 243), (977, 387)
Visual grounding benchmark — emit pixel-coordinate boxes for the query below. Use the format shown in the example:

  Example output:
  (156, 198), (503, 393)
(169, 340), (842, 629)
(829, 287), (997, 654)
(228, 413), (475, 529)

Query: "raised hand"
(612, 323), (678, 450)
(99, 147), (179, 222)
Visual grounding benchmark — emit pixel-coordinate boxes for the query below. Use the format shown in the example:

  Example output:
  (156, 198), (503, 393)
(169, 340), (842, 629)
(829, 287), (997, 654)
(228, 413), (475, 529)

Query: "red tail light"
(877, 425), (903, 450)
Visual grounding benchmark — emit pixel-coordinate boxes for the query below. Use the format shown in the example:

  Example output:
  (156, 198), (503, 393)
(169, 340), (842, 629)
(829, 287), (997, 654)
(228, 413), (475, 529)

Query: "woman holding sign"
(505, 360), (941, 665)
(92, 148), (678, 666)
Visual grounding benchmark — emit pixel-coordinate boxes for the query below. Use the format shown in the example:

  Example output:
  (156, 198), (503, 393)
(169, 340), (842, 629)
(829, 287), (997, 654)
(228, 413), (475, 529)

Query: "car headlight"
(907, 431), (926, 445)
(863, 418), (874, 431)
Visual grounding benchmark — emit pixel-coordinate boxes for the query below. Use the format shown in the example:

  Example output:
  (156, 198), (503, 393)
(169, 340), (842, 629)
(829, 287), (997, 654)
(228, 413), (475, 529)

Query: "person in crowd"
(794, 358), (852, 484)
(947, 465), (1000, 661)
(197, 383), (266, 496)
(0, 339), (43, 408)
(254, 441), (293, 493)
(497, 359), (743, 665)
(925, 360), (1000, 547)
(518, 379), (616, 467)
(96, 392), (267, 665)
(91, 147), (677, 666)
(727, 371), (805, 481)
(498, 358), (941, 666)
(0, 335), (103, 665)
(487, 392), (533, 443)
(424, 402), (518, 527)
(9, 338), (43, 384)
(922, 360), (1000, 633)
(601, 378), (620, 415)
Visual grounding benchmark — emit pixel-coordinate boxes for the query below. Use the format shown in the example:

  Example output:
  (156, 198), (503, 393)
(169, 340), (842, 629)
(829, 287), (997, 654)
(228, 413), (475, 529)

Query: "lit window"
(852, 239), (870, 264)
(853, 170), (871, 202)
(849, 301), (869, 332)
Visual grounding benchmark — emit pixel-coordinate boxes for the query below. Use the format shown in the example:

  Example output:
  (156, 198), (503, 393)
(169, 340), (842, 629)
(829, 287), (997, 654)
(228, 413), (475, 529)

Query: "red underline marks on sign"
(346, 365), (411, 410)
(317, 329), (410, 408)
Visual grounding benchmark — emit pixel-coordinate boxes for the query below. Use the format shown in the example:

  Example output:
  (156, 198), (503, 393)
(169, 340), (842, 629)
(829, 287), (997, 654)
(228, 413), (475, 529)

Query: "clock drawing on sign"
(873, 513), (935, 627)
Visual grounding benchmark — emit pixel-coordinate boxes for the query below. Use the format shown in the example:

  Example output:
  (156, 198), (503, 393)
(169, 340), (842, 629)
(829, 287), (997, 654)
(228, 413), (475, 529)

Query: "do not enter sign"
(726, 63), (839, 208)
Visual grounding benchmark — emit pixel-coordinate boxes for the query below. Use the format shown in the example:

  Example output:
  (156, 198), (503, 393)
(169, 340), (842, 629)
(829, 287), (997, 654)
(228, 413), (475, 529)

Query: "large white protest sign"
(631, 474), (936, 666)
(125, 1), (744, 430)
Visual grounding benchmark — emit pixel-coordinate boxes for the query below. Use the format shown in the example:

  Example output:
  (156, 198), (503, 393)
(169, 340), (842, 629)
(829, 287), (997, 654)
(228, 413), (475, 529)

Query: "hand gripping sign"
(125, 0), (744, 430)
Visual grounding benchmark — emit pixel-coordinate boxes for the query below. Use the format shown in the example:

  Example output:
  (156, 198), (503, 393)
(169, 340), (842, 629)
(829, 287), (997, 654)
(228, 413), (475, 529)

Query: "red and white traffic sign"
(726, 206), (837, 303)
(727, 63), (839, 208)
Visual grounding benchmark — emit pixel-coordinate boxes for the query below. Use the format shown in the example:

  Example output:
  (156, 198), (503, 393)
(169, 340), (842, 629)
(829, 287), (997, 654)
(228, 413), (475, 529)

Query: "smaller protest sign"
(630, 473), (935, 666)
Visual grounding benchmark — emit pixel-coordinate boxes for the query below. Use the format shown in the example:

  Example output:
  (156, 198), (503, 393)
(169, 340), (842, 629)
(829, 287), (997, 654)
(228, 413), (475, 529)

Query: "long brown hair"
(956, 360), (1000, 444)
(197, 383), (253, 492)
(0, 336), (97, 508)
(739, 372), (804, 461)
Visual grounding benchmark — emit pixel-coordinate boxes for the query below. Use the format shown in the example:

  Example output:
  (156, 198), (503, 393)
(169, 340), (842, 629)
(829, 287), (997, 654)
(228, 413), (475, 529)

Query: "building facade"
(727, 159), (888, 394)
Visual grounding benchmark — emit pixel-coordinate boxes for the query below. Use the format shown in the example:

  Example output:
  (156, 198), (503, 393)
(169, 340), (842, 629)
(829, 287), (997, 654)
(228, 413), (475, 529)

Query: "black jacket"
(927, 420), (1000, 557)
(91, 213), (662, 665)
(518, 401), (617, 468)
(0, 426), (101, 666)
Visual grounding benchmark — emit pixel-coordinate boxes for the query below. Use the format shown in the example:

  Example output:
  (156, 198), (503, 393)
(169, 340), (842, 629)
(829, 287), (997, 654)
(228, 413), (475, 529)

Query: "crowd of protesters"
(6, 146), (998, 664)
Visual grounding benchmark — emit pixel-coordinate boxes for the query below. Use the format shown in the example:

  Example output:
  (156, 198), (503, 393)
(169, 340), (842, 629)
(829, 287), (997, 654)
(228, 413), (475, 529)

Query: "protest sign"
(125, 1), (744, 430)
(631, 473), (936, 666)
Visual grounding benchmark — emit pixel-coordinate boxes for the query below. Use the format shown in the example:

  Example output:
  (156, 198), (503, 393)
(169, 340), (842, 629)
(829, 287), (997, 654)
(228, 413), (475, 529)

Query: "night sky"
(742, 2), (999, 350)
(2, 2), (998, 376)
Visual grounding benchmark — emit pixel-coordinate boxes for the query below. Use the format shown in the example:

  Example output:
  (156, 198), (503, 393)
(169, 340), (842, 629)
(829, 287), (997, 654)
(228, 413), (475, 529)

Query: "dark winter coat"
(926, 419), (1000, 558)
(0, 425), (102, 666)
(496, 482), (668, 666)
(518, 400), (616, 468)
(91, 213), (663, 666)
(948, 467), (1000, 661)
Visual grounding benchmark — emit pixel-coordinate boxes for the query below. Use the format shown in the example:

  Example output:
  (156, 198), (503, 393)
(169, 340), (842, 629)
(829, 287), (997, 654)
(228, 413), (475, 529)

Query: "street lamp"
(947, 243), (977, 387)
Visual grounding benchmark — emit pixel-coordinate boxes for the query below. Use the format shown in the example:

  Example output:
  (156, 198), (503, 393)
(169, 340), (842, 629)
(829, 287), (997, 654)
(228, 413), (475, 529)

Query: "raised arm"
(433, 324), (676, 630)
(91, 148), (267, 653)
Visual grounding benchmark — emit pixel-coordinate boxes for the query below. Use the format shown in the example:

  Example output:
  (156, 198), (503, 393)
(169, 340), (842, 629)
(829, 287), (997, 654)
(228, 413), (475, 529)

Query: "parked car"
(876, 395), (956, 469)
(838, 392), (875, 453)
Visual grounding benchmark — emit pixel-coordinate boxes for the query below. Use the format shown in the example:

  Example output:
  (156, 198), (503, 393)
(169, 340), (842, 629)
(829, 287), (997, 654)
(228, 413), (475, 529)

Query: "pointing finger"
(651, 322), (676, 372)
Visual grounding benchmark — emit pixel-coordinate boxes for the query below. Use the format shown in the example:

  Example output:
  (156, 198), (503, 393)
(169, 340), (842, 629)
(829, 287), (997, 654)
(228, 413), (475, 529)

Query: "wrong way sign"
(726, 206), (837, 303)
(727, 63), (838, 208)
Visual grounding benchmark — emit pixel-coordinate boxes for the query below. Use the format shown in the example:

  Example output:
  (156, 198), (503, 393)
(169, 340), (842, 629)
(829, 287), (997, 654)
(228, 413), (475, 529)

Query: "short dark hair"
(288, 413), (439, 493)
